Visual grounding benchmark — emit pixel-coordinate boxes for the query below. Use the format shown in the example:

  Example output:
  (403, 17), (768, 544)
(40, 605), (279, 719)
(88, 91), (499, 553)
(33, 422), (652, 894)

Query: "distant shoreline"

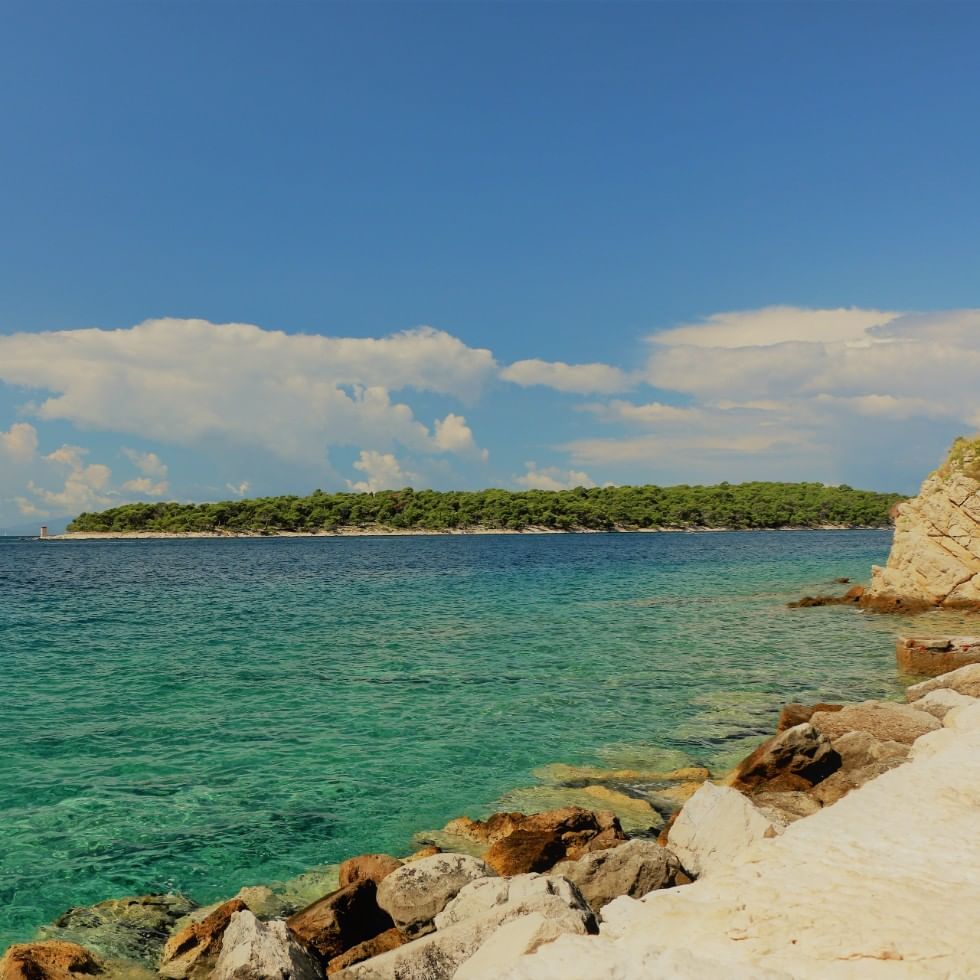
(49, 524), (887, 540)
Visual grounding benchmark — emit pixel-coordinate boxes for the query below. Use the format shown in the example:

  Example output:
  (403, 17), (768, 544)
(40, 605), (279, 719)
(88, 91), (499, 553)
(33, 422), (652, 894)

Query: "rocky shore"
(6, 661), (980, 980)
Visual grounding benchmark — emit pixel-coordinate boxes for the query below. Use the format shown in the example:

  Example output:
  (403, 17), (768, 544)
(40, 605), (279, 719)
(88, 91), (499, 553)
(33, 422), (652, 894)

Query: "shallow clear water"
(0, 530), (946, 948)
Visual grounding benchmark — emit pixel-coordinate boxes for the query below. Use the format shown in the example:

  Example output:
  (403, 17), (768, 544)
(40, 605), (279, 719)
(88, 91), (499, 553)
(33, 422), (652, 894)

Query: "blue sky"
(1, 1), (979, 527)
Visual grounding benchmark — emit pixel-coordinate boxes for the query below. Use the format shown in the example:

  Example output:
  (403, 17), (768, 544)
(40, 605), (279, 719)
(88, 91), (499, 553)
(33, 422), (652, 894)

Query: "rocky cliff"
(866, 437), (980, 609)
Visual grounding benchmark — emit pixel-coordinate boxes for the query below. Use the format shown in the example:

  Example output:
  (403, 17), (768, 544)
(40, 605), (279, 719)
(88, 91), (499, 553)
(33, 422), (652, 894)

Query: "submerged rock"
(211, 911), (320, 980)
(37, 894), (197, 966)
(551, 839), (680, 909)
(375, 854), (493, 938)
(287, 879), (394, 964)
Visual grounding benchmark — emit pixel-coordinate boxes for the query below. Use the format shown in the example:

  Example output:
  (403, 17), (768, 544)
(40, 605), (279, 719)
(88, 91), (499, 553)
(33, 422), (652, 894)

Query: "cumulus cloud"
(0, 319), (495, 463)
(501, 358), (632, 394)
(582, 400), (700, 425)
(346, 450), (419, 493)
(433, 413), (489, 461)
(514, 462), (598, 491)
(226, 481), (251, 498)
(121, 448), (170, 496)
(21, 445), (115, 516)
(0, 422), (38, 461)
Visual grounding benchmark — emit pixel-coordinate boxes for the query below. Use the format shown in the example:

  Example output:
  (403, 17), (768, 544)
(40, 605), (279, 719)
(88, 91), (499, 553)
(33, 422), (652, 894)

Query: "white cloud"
(433, 413), (489, 461)
(501, 358), (632, 394)
(226, 481), (251, 498)
(120, 448), (170, 496)
(583, 400), (700, 425)
(514, 462), (598, 491)
(0, 422), (38, 461)
(0, 319), (495, 463)
(346, 450), (419, 493)
(122, 477), (169, 496)
(650, 306), (900, 349)
(21, 445), (115, 516)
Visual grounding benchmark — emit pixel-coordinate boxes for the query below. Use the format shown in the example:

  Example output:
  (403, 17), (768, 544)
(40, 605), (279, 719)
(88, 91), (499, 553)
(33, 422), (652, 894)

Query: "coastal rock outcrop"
(775, 702), (843, 732)
(550, 840), (680, 910)
(0, 940), (105, 980)
(159, 899), (248, 979)
(896, 635), (980, 676)
(339, 855), (403, 889)
(375, 854), (493, 938)
(287, 880), (394, 964)
(211, 911), (320, 980)
(865, 437), (980, 609)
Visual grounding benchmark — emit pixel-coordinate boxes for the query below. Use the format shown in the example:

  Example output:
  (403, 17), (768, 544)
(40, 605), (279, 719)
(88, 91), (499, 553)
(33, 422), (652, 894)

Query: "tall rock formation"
(866, 438), (980, 608)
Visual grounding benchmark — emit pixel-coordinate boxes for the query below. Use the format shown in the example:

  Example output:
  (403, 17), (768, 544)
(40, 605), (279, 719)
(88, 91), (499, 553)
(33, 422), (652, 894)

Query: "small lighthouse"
(39, 525), (48, 539)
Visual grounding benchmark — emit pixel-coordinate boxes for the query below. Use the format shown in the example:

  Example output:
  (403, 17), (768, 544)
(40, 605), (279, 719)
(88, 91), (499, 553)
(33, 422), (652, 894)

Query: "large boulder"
(0, 940), (104, 980)
(37, 894), (197, 966)
(334, 875), (593, 980)
(751, 791), (821, 825)
(159, 899), (248, 979)
(477, 808), (625, 876)
(375, 854), (493, 938)
(865, 439), (980, 609)
(288, 880), (393, 964)
(550, 839), (679, 909)
(725, 723), (840, 793)
(809, 700), (939, 745)
(433, 874), (595, 932)
(907, 663), (980, 702)
(914, 688), (979, 720)
(338, 855), (403, 889)
(666, 782), (781, 878)
(211, 911), (320, 980)
(896, 636), (980, 676)
(830, 730), (910, 770)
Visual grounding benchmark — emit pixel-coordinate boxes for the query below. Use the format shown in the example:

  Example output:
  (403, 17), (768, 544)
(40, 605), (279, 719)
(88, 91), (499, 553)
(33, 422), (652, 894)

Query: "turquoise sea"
(0, 530), (945, 950)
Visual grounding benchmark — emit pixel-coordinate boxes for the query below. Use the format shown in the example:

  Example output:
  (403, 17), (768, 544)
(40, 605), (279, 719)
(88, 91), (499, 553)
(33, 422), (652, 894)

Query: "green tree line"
(67, 482), (905, 533)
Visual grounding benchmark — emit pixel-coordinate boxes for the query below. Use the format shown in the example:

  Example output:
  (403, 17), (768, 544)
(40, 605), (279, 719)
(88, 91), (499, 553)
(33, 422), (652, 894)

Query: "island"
(63, 482), (904, 537)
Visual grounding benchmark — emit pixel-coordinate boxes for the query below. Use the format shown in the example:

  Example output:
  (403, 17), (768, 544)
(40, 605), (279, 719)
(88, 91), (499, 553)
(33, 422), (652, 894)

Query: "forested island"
(66, 482), (904, 534)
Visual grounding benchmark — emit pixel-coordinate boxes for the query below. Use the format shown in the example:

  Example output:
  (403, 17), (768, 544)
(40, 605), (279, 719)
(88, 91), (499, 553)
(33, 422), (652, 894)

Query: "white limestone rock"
(211, 911), (320, 980)
(502, 718), (980, 978)
(335, 882), (591, 980)
(907, 663), (980, 702)
(375, 853), (493, 938)
(550, 839), (679, 910)
(665, 782), (781, 878)
(866, 441), (980, 607)
(913, 688), (978, 720)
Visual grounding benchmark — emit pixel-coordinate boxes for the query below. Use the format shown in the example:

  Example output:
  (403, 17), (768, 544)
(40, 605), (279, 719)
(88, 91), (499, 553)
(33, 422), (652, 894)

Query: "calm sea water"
(0, 530), (944, 949)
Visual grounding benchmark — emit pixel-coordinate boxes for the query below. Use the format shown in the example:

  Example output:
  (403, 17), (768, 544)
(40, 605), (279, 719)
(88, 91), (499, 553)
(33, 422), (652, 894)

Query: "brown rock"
(159, 898), (247, 979)
(325, 928), (405, 974)
(726, 723), (841, 794)
(831, 730), (910, 772)
(810, 700), (940, 745)
(338, 854), (403, 889)
(752, 790), (822, 824)
(287, 880), (393, 965)
(896, 636), (980, 677)
(442, 812), (524, 846)
(810, 761), (904, 806)
(485, 829), (567, 876)
(0, 941), (104, 980)
(776, 703), (844, 732)
(788, 586), (864, 609)
(405, 846), (442, 862)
